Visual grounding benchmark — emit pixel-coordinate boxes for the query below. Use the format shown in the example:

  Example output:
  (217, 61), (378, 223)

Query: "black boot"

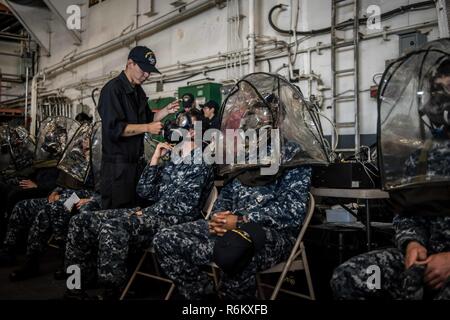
(9, 255), (39, 281)
(0, 247), (16, 267)
(54, 239), (67, 280)
(54, 253), (67, 280)
(97, 284), (122, 301)
(54, 267), (67, 280)
(63, 289), (93, 301)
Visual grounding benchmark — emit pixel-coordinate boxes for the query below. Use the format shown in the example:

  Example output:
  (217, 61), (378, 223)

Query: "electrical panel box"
(399, 32), (427, 55)
(178, 82), (222, 111)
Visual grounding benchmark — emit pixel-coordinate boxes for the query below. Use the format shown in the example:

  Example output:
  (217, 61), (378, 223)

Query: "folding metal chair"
(256, 192), (316, 300)
(202, 186), (218, 220)
(120, 185), (218, 300)
(47, 234), (61, 249)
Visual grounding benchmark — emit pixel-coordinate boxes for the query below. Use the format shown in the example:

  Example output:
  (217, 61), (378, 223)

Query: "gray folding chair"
(47, 234), (61, 249)
(202, 186), (218, 220)
(256, 192), (316, 300)
(120, 186), (218, 300)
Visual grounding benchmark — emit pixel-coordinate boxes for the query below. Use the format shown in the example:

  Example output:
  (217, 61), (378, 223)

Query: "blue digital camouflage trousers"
(153, 219), (296, 300)
(3, 189), (97, 257)
(64, 208), (186, 288)
(64, 160), (211, 289)
(331, 248), (450, 300)
(331, 215), (450, 300)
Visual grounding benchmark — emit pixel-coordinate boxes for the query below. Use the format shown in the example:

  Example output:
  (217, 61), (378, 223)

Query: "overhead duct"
(6, 0), (47, 7)
(436, 0), (450, 37)
(248, 0), (255, 73)
(43, 0), (82, 44)
(42, 0), (226, 79)
(5, 0), (52, 54)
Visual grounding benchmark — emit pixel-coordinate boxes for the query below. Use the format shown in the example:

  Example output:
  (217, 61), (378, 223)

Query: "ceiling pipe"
(248, 0), (255, 73)
(43, 0), (224, 79)
(0, 51), (22, 57)
(0, 31), (28, 41)
(30, 72), (41, 137)
(435, 0), (449, 37)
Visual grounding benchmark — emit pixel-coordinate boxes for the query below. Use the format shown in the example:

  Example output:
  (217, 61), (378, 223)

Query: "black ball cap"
(128, 46), (161, 74)
(213, 222), (266, 276)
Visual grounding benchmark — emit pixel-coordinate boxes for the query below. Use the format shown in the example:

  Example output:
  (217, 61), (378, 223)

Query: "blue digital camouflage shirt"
(212, 166), (312, 233)
(137, 152), (213, 223)
(394, 139), (450, 253)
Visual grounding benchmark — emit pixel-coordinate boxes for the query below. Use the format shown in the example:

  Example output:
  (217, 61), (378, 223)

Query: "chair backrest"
(296, 192), (315, 243)
(203, 185), (218, 220)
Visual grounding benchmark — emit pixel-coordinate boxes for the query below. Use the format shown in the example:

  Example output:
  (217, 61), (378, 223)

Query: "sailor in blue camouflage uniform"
(153, 163), (311, 299)
(153, 73), (325, 300)
(331, 218), (450, 301)
(0, 123), (101, 279)
(330, 52), (450, 300)
(0, 171), (100, 279)
(0, 125), (60, 241)
(64, 110), (212, 299)
(330, 138), (450, 300)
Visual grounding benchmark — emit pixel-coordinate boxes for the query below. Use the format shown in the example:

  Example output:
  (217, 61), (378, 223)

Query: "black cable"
(268, 1), (435, 36)
(268, 4), (330, 36)
(91, 88), (99, 107)
(266, 59), (272, 73)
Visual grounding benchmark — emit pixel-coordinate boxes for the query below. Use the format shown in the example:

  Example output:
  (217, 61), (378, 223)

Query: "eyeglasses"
(133, 63), (150, 76)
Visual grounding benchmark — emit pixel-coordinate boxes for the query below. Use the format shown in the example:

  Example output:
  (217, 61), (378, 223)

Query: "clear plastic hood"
(378, 38), (450, 190)
(8, 125), (35, 171)
(218, 72), (329, 175)
(35, 116), (80, 162)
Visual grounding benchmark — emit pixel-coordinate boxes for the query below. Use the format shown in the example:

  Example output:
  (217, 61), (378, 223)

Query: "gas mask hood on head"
(57, 123), (94, 184)
(377, 38), (450, 191)
(35, 116), (80, 162)
(7, 125), (35, 171)
(217, 72), (329, 176)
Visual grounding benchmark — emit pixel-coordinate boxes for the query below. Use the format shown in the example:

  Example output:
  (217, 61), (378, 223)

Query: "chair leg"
(165, 282), (176, 300)
(151, 252), (161, 277)
(302, 246), (315, 300)
(120, 250), (149, 300)
(270, 252), (299, 300)
(211, 265), (220, 291)
(256, 273), (266, 300)
(47, 234), (61, 249)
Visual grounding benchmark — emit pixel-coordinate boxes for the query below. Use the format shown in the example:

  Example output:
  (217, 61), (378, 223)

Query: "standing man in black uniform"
(98, 46), (179, 209)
